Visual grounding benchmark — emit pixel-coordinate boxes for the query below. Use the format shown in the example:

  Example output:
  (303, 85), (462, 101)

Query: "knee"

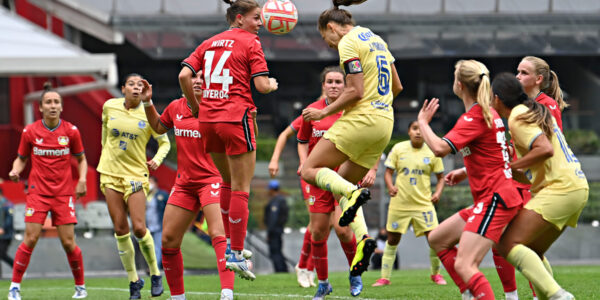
(334, 226), (352, 242)
(132, 227), (147, 239)
(454, 256), (475, 277)
(207, 227), (225, 240)
(300, 167), (314, 183)
(161, 233), (179, 249)
(311, 229), (327, 242)
(427, 232), (442, 252)
(24, 234), (40, 249)
(61, 239), (76, 253)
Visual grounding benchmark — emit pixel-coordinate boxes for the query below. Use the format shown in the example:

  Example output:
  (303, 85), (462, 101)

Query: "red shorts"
(517, 187), (532, 205)
(301, 179), (337, 214)
(168, 182), (222, 213)
(199, 113), (256, 156)
(25, 194), (77, 226)
(463, 193), (519, 243)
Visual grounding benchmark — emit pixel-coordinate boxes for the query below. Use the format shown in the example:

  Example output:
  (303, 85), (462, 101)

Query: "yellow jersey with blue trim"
(385, 141), (444, 211)
(97, 98), (170, 180)
(508, 104), (588, 194)
(338, 26), (395, 120)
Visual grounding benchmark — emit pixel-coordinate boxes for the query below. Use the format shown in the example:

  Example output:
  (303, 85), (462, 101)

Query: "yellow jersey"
(384, 141), (444, 211)
(338, 26), (395, 120)
(508, 104), (588, 194)
(97, 98), (170, 180)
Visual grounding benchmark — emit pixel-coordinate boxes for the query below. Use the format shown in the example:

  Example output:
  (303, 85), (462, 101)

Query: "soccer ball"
(261, 0), (298, 35)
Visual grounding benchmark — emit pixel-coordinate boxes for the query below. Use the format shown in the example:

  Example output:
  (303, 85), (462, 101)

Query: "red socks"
(66, 246), (85, 285)
(212, 236), (234, 290)
(298, 229), (312, 269)
(162, 247), (185, 296)
(229, 191), (249, 251)
(340, 235), (357, 266)
(437, 247), (468, 293)
(12, 243), (33, 283)
(220, 183), (232, 239)
(311, 238), (328, 281)
(467, 272), (495, 300)
(492, 248), (517, 292)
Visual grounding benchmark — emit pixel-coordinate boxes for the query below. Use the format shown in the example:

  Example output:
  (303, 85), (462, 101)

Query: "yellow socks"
(115, 233), (138, 282)
(542, 256), (553, 276)
(138, 229), (160, 276)
(349, 207), (368, 240)
(430, 248), (441, 275)
(507, 244), (560, 298)
(381, 241), (397, 280)
(315, 168), (357, 198)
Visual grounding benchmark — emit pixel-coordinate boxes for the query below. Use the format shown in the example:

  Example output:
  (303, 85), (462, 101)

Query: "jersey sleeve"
(150, 132), (170, 165)
(69, 126), (85, 156)
(443, 115), (483, 154)
(17, 127), (31, 158)
(384, 144), (399, 170)
(181, 44), (204, 76)
(432, 156), (444, 174)
(249, 38), (269, 78)
(338, 36), (362, 74)
(289, 115), (303, 133)
(159, 102), (174, 130)
(101, 103), (108, 147)
(296, 117), (311, 144)
(508, 106), (543, 151)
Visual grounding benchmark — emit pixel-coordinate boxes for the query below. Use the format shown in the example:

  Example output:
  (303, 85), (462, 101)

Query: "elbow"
(354, 87), (364, 100)
(543, 147), (554, 159)
(178, 69), (191, 84)
(431, 147), (447, 158)
(256, 85), (270, 94)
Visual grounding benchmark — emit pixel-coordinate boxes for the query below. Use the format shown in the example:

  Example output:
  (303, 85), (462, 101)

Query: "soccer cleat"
(312, 282), (333, 300)
(430, 274), (447, 285)
(462, 290), (474, 300)
(72, 286), (87, 299)
(220, 289), (233, 300)
(129, 279), (144, 300)
(339, 188), (370, 227)
(224, 244), (253, 260)
(167, 295), (186, 300)
(308, 270), (316, 287)
(549, 289), (575, 300)
(226, 256), (256, 281)
(349, 275), (363, 297)
(295, 264), (311, 288)
(372, 278), (391, 287)
(7, 287), (21, 300)
(350, 236), (376, 276)
(150, 274), (164, 297)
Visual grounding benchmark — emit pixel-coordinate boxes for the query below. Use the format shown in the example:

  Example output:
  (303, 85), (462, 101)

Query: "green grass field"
(7, 265), (600, 299)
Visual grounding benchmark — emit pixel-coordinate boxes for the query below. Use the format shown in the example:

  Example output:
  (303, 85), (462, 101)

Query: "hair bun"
(43, 81), (53, 91)
(518, 93), (528, 102)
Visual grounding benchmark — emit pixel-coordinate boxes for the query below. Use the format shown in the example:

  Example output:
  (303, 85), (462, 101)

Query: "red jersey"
(17, 119), (84, 196)
(536, 92), (562, 131)
(442, 104), (521, 208)
(159, 97), (221, 186)
(289, 115), (302, 133)
(297, 98), (343, 153)
(182, 28), (269, 123)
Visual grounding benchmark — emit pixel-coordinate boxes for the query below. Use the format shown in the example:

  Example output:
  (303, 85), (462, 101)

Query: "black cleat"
(339, 188), (371, 227)
(150, 275), (164, 297)
(129, 279), (144, 300)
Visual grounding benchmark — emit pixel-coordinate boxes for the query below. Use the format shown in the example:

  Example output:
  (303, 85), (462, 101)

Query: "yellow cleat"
(339, 188), (370, 227)
(350, 235), (376, 276)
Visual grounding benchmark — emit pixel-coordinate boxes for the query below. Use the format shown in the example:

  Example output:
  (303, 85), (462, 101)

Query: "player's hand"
(75, 180), (87, 199)
(8, 170), (19, 183)
(0, 228), (4, 235)
(431, 192), (441, 204)
(147, 160), (159, 171)
(418, 98), (439, 124)
(268, 77), (278, 92)
(303, 107), (325, 121)
(388, 186), (398, 197)
(268, 160), (279, 178)
(444, 168), (467, 186)
(361, 168), (377, 187)
(141, 79), (153, 103)
(297, 163), (303, 176)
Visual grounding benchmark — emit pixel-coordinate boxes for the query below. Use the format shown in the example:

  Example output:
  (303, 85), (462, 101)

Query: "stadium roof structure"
(29, 0), (600, 61)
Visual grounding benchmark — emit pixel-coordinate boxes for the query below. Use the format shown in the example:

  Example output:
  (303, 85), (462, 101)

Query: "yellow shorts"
(386, 207), (439, 237)
(525, 188), (588, 230)
(324, 114), (393, 169)
(100, 174), (149, 202)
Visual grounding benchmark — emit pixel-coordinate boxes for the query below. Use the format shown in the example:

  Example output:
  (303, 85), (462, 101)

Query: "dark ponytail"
(222, 0), (259, 26)
(318, 0), (363, 31)
(40, 82), (61, 104)
(492, 72), (553, 139)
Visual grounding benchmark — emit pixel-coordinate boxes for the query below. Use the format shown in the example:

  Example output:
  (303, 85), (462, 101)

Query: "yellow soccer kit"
(509, 104), (588, 228)
(97, 98), (170, 198)
(324, 26), (396, 168)
(384, 141), (444, 236)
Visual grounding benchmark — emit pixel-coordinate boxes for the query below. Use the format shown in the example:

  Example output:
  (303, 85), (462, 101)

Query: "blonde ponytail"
(521, 56), (568, 111)
(455, 60), (493, 128)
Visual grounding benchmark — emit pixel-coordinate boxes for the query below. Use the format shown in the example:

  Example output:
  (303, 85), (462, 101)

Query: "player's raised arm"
(141, 79), (167, 135)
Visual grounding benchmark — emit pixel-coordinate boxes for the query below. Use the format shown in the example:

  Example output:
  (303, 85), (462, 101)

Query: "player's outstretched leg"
(339, 188), (370, 227)
(350, 235), (376, 277)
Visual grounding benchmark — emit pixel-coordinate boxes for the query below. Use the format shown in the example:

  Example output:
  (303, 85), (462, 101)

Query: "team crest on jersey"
(308, 196), (316, 206)
(211, 183), (220, 189)
(391, 222), (399, 230)
(111, 128), (120, 137)
(119, 140), (127, 150)
(25, 207), (35, 217)
(138, 120), (146, 129)
(35, 138), (43, 144)
(58, 136), (69, 145)
(423, 157), (430, 164)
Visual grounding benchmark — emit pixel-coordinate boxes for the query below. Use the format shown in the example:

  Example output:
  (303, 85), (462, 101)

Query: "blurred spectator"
(371, 228), (398, 270)
(264, 180), (289, 273)
(0, 188), (14, 277)
(190, 211), (212, 245)
(146, 176), (167, 268)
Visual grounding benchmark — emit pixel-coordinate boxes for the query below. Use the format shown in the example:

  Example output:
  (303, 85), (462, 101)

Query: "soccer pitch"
(7, 265), (599, 299)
